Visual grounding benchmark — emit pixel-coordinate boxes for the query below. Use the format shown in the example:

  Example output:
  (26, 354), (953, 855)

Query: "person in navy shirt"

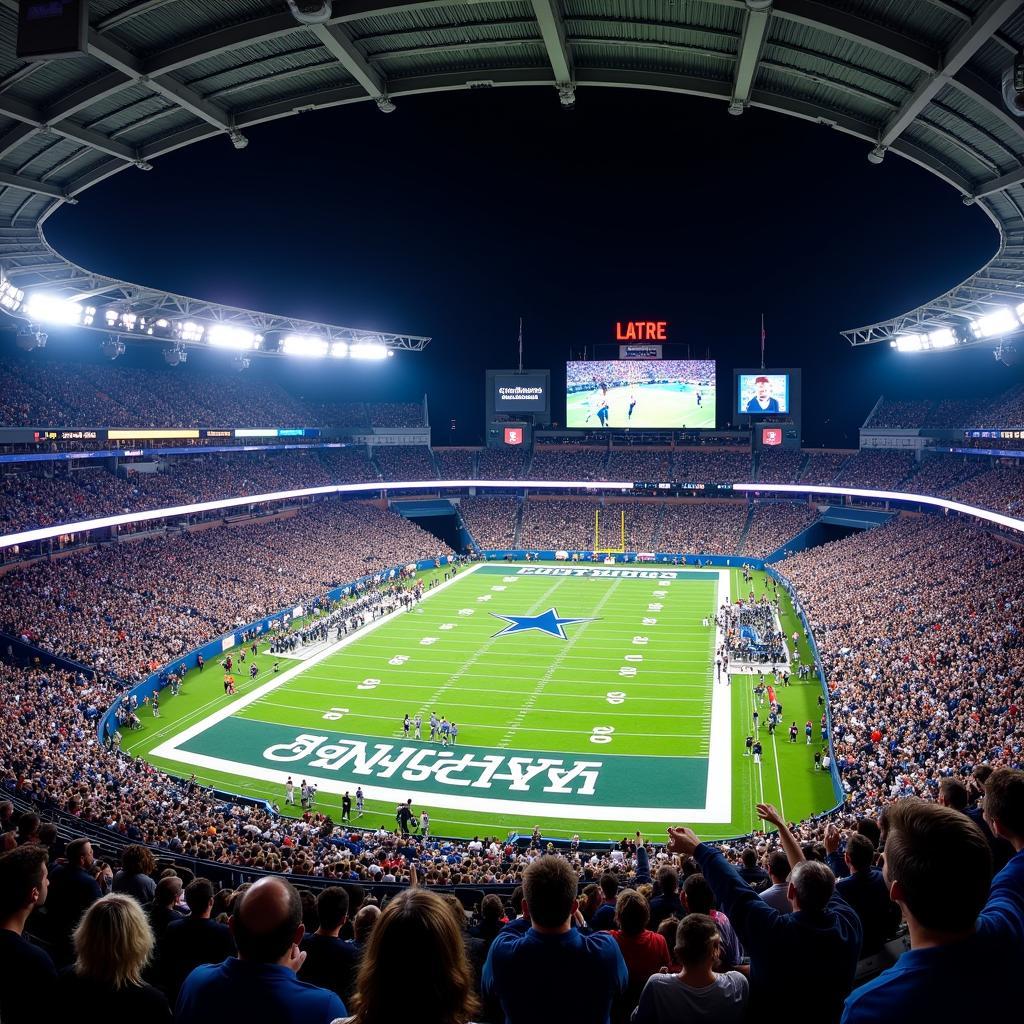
(482, 855), (627, 1024)
(835, 833), (900, 955)
(175, 876), (345, 1024)
(669, 804), (861, 1024)
(842, 776), (1024, 1023)
(590, 872), (620, 930)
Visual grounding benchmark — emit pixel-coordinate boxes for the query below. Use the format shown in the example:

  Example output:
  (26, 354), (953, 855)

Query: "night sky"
(41, 86), (1021, 446)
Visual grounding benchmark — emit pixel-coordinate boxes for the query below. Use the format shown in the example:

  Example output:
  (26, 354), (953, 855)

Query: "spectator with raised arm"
(668, 804), (861, 1024)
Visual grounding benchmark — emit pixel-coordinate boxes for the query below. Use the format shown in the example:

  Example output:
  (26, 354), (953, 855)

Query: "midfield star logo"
(489, 607), (599, 640)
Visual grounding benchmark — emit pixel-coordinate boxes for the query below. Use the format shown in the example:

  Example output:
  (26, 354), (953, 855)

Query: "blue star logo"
(490, 607), (599, 640)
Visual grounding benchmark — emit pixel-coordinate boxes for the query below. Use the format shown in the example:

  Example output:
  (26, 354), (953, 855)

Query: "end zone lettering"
(263, 733), (602, 796)
(517, 566), (681, 579)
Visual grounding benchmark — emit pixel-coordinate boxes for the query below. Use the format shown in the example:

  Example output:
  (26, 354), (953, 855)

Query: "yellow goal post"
(593, 508), (626, 554)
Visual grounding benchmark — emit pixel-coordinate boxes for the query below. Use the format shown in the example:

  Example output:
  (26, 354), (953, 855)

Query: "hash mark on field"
(497, 580), (622, 748)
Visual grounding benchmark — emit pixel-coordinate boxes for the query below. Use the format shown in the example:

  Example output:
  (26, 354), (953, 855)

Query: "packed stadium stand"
(798, 451), (851, 483)
(433, 448), (477, 480)
(476, 448), (528, 480)
(0, 502), (449, 683)
(456, 496), (521, 550)
(832, 450), (917, 490)
(658, 503), (748, 556)
(527, 447), (608, 481)
(740, 502), (819, 558)
(370, 445), (439, 481)
(756, 448), (805, 484)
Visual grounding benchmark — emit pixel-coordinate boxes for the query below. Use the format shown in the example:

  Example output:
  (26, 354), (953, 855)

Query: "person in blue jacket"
(842, 768), (1024, 1023)
(668, 804), (861, 1024)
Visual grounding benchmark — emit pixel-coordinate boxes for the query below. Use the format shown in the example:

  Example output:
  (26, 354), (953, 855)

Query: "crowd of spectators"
(947, 464), (1024, 514)
(606, 449), (672, 482)
(741, 503), (819, 558)
(671, 449), (752, 484)
(832, 450), (917, 490)
(755, 449), (805, 484)
(0, 353), (428, 432)
(901, 452), (983, 496)
(433, 449), (476, 480)
(864, 399), (933, 429)
(456, 497), (520, 550)
(475, 449), (527, 480)
(863, 385), (1024, 429)
(370, 446), (438, 482)
(527, 447), (609, 482)
(0, 501), (450, 683)
(516, 499), (661, 552)
(658, 503), (748, 555)
(798, 451), (851, 483)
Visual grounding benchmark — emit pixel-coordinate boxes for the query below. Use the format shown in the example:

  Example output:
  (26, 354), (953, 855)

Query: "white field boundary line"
(703, 569), (733, 827)
(150, 562), (486, 759)
(153, 563), (733, 823)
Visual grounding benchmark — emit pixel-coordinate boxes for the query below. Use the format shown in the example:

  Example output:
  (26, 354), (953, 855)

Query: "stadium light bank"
(0, 280), (412, 360)
(2, 481), (1022, 552)
(891, 303), (1024, 353)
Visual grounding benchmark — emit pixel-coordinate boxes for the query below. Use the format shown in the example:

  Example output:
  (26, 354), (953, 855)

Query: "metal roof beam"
(308, 23), (388, 104)
(974, 165), (1024, 199)
(86, 30), (234, 133)
(878, 0), (1020, 150)
(0, 170), (70, 200)
(531, 0), (574, 101)
(730, 1), (773, 114)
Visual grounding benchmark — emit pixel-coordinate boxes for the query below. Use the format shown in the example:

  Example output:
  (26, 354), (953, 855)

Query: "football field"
(131, 562), (837, 842)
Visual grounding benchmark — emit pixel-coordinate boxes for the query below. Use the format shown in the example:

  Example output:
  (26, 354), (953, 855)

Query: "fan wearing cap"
(745, 376), (780, 414)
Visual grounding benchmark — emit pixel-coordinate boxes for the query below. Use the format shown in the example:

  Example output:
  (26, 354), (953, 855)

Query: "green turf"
(124, 562), (836, 843)
(566, 381), (716, 429)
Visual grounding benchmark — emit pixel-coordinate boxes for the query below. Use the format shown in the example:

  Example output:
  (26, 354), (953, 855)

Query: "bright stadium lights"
(892, 335), (924, 352)
(891, 328), (960, 352)
(208, 324), (260, 350)
(233, 356), (251, 372)
(331, 341), (349, 358)
(22, 293), (95, 327)
(350, 342), (389, 360)
(282, 334), (329, 358)
(0, 277), (24, 312)
(179, 321), (204, 342)
(971, 307), (1020, 339)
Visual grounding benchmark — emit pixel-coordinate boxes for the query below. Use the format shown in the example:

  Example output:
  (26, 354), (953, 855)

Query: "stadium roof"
(1, 0), (1023, 352)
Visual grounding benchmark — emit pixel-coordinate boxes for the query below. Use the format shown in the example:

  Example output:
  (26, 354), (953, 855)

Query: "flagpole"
(518, 317), (523, 373)
(760, 314), (765, 370)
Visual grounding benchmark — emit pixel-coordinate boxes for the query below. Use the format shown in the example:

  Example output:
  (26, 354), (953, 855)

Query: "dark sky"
(43, 86), (1020, 446)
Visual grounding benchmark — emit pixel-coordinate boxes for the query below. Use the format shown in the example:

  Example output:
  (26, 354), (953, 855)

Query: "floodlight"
(0, 278), (24, 312)
(23, 293), (86, 325)
(331, 341), (349, 358)
(971, 308), (1020, 338)
(162, 346), (187, 366)
(927, 328), (955, 349)
(102, 338), (125, 360)
(179, 321), (204, 342)
(893, 335), (924, 352)
(233, 356), (250, 372)
(282, 333), (329, 357)
(208, 324), (258, 349)
(350, 342), (389, 360)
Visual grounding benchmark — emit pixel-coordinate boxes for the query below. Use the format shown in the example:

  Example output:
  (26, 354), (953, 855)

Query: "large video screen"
(736, 372), (790, 416)
(566, 360), (716, 429)
(493, 373), (549, 414)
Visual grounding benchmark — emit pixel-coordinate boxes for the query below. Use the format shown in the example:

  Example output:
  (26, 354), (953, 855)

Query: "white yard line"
(150, 563), (485, 759)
